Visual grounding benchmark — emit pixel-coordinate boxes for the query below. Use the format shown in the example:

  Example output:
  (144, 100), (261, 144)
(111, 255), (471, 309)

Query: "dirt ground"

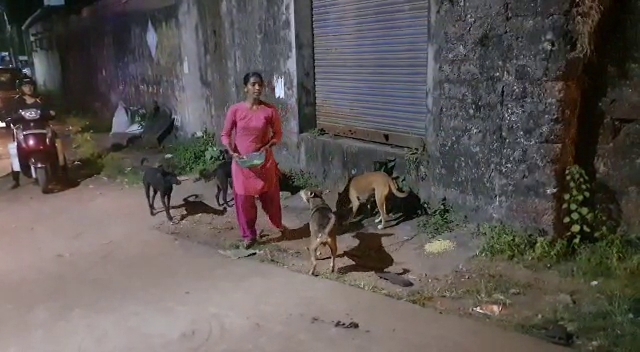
(142, 167), (594, 350)
(0, 126), (593, 349)
(0, 137), (573, 351)
(0, 176), (571, 352)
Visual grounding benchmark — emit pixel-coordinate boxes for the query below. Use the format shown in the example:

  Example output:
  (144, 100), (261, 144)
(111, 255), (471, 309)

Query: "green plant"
(64, 112), (112, 134)
(477, 223), (570, 262)
(561, 165), (613, 248)
(100, 152), (142, 184)
(417, 199), (457, 238)
(308, 128), (327, 137)
(166, 130), (225, 175)
(71, 132), (102, 160)
(478, 224), (536, 260)
(282, 169), (319, 189)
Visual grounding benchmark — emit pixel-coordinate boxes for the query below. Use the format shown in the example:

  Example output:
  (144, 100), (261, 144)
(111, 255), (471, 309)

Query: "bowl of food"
(236, 151), (266, 169)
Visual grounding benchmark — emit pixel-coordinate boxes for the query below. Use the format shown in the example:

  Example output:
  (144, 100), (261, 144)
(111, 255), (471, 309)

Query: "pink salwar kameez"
(221, 102), (284, 241)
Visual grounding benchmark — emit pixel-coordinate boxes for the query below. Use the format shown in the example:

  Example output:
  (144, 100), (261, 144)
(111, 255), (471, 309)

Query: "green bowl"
(236, 151), (266, 169)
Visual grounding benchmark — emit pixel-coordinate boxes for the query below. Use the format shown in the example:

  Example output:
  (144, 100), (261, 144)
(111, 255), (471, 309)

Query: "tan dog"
(346, 171), (409, 229)
(300, 189), (337, 276)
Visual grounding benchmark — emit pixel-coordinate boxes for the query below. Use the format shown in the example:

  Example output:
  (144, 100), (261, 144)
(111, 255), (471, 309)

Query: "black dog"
(194, 150), (233, 207)
(141, 157), (182, 222)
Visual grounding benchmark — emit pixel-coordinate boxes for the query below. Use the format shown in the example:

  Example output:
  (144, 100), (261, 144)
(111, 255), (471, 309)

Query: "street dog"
(346, 171), (409, 229)
(300, 189), (337, 276)
(141, 157), (182, 223)
(194, 150), (233, 207)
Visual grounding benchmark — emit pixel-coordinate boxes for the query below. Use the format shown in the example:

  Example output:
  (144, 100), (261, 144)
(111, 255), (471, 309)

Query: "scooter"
(7, 107), (68, 193)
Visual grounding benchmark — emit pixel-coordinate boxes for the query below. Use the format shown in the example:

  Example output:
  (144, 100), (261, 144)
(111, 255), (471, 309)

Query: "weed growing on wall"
(308, 128), (327, 137)
(404, 142), (428, 181)
(570, 0), (605, 58)
(562, 165), (615, 246)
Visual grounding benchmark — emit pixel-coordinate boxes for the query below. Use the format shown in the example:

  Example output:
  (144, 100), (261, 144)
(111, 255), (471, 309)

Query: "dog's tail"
(321, 213), (337, 238)
(388, 178), (409, 198)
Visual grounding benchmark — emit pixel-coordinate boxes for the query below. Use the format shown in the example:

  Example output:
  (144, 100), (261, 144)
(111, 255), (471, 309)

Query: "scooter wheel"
(36, 168), (49, 193)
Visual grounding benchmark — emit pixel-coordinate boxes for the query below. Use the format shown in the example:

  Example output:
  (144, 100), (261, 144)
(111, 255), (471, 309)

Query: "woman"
(9, 77), (56, 189)
(221, 72), (287, 248)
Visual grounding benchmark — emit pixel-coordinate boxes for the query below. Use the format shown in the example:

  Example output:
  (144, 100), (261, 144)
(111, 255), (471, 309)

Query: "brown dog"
(300, 189), (337, 276)
(346, 171), (409, 229)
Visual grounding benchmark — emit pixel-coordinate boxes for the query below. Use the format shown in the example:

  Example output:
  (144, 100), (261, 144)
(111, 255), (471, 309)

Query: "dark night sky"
(1, 0), (99, 25)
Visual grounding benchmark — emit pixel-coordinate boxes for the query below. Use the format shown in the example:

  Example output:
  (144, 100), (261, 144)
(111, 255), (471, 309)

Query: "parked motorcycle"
(7, 107), (68, 193)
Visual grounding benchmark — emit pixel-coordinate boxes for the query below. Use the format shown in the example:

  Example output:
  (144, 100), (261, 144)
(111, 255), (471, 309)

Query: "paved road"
(0, 161), (567, 351)
(0, 128), (12, 177)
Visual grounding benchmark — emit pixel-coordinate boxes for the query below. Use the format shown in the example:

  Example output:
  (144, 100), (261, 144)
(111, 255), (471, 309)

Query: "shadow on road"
(338, 232), (396, 274)
(172, 194), (227, 221)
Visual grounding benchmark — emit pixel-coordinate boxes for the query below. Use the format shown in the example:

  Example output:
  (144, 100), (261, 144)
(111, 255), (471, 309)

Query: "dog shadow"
(171, 194), (227, 221)
(338, 232), (396, 274)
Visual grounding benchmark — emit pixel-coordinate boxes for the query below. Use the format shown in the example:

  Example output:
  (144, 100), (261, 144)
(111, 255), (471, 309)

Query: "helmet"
(16, 77), (35, 90)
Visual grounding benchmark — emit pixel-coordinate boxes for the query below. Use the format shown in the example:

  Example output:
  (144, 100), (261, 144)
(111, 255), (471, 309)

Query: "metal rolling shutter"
(312, 0), (429, 147)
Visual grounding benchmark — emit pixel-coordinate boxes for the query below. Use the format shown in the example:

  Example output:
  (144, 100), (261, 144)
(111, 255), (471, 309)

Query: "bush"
(165, 130), (226, 175)
(71, 132), (102, 160)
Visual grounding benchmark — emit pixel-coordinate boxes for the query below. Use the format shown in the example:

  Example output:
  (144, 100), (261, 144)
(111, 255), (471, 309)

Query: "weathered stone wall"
(301, 0), (575, 233)
(591, 0), (640, 231)
(429, 0), (574, 230)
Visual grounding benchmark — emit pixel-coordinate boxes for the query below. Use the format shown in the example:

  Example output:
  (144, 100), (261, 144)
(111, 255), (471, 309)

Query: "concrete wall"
(56, 1), (184, 123)
(192, 0), (311, 164)
(29, 21), (63, 93)
(52, 0), (308, 158)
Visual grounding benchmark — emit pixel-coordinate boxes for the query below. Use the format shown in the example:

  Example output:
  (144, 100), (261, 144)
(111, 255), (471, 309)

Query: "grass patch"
(477, 222), (640, 350)
(63, 112), (112, 134)
(69, 128), (141, 185)
(101, 153), (143, 185)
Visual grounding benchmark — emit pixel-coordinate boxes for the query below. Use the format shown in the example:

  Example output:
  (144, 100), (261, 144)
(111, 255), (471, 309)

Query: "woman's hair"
(243, 71), (264, 86)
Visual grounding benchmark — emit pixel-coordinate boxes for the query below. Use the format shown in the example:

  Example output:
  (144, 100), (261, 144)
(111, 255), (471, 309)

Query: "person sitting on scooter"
(9, 78), (57, 189)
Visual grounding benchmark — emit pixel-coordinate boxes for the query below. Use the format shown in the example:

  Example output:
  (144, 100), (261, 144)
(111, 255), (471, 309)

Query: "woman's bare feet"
(243, 238), (257, 249)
